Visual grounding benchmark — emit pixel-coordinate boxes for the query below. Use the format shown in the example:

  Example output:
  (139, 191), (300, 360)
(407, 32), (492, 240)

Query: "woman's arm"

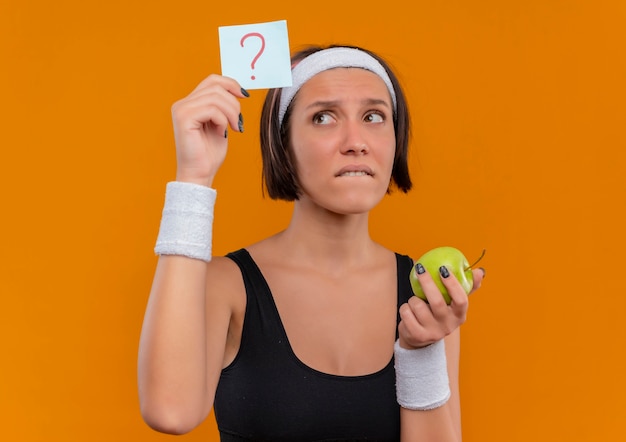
(398, 266), (484, 441)
(137, 75), (248, 434)
(400, 329), (462, 441)
(138, 256), (216, 433)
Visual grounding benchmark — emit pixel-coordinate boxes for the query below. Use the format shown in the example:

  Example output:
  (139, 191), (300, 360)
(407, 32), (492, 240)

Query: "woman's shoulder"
(205, 254), (247, 305)
(371, 241), (414, 265)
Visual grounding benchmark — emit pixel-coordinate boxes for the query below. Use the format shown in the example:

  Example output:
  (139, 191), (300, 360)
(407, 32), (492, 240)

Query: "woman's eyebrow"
(305, 100), (340, 110)
(305, 98), (391, 110)
(363, 98), (391, 108)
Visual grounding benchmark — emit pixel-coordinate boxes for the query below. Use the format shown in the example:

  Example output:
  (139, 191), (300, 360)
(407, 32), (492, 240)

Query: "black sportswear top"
(214, 249), (413, 442)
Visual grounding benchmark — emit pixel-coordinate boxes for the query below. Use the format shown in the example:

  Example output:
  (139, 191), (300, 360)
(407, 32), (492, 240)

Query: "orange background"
(2, 1), (625, 440)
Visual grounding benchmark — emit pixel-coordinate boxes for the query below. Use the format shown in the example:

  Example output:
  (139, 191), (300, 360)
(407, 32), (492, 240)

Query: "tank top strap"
(225, 248), (287, 342)
(395, 253), (414, 338)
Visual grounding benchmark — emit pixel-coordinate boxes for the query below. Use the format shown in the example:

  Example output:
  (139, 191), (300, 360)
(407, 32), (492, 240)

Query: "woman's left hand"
(397, 267), (484, 349)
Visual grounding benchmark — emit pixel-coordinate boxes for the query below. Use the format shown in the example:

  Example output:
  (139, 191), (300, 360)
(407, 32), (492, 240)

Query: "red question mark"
(240, 32), (266, 80)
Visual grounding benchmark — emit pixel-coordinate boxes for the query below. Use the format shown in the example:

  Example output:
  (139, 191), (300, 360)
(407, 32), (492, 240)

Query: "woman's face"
(288, 67), (396, 215)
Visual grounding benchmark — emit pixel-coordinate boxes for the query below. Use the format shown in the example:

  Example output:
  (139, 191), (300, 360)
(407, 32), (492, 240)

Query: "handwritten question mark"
(240, 32), (266, 80)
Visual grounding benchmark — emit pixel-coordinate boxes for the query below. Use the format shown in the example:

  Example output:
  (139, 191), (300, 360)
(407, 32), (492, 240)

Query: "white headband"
(278, 47), (397, 126)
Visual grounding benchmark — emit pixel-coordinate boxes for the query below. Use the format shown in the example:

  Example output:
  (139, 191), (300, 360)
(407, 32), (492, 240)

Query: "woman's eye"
(313, 112), (334, 125)
(365, 112), (385, 123)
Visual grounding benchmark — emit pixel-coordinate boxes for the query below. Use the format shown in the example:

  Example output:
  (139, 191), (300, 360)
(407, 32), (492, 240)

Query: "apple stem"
(464, 249), (486, 271)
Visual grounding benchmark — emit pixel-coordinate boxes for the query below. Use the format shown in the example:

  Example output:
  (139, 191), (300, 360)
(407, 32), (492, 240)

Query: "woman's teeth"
(340, 171), (369, 177)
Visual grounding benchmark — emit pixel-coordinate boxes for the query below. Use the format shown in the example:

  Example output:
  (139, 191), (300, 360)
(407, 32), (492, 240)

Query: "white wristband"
(154, 181), (216, 262)
(394, 339), (451, 410)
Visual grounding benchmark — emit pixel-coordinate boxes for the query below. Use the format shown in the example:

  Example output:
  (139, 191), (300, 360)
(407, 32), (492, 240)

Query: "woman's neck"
(268, 200), (381, 273)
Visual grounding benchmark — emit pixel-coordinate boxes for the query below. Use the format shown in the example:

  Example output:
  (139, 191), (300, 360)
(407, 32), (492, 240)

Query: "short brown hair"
(260, 45), (412, 201)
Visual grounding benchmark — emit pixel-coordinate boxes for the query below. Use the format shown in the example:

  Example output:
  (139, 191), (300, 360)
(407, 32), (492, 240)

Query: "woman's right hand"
(171, 74), (248, 187)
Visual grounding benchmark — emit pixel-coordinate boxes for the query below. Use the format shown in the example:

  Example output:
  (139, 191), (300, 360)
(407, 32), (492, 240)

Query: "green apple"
(410, 247), (485, 304)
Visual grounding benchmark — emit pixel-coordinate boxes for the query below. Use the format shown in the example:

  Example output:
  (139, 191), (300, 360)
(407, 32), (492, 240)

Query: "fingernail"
(224, 129), (228, 138)
(479, 267), (486, 278)
(439, 266), (450, 278)
(241, 87), (250, 97)
(238, 113), (244, 132)
(416, 263), (425, 275)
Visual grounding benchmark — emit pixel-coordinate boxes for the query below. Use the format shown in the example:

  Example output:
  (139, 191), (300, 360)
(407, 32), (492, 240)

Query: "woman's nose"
(340, 122), (369, 155)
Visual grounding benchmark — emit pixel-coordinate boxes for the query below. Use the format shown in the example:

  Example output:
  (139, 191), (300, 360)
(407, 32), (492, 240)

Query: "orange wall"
(2, 1), (625, 440)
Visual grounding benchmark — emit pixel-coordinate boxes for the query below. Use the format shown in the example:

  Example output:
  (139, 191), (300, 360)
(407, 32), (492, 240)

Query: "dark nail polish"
(241, 87), (250, 97)
(224, 129), (228, 138)
(416, 263), (425, 275)
(439, 266), (450, 278)
(238, 113), (244, 132)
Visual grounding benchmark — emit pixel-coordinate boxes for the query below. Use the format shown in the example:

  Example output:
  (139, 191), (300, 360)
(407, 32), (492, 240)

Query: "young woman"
(138, 45), (484, 441)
